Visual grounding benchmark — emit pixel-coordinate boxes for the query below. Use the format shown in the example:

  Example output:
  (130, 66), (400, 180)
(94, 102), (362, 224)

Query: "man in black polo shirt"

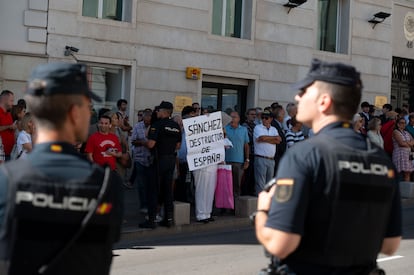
(139, 101), (181, 229)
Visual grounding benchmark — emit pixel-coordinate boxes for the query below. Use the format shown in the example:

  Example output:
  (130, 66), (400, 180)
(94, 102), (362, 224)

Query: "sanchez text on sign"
(182, 111), (225, 171)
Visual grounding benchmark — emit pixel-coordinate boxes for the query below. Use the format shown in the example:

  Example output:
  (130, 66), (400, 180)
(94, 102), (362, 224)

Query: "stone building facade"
(1, 0), (413, 119)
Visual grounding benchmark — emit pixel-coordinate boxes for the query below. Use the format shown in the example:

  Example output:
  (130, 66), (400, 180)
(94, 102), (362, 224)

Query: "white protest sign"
(182, 111), (225, 171)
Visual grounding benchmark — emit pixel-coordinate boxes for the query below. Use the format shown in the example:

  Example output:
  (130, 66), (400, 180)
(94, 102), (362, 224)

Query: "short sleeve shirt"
(16, 130), (32, 159)
(85, 132), (122, 170)
(225, 124), (249, 163)
(253, 124), (278, 157)
(0, 108), (14, 155)
(148, 118), (181, 157)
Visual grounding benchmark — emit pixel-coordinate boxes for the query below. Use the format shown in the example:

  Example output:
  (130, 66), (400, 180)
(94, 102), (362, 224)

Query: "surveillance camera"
(65, 46), (79, 53)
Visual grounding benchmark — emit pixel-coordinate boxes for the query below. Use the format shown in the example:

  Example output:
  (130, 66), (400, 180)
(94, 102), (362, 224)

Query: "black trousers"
(175, 161), (190, 202)
(146, 155), (176, 222)
(241, 156), (255, 196)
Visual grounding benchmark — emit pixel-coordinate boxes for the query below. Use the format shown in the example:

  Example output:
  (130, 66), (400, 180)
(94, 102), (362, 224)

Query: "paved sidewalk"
(120, 185), (251, 241)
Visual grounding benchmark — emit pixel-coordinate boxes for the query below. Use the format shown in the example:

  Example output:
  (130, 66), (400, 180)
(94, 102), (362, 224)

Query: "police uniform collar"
(316, 121), (351, 135)
(228, 123), (242, 129)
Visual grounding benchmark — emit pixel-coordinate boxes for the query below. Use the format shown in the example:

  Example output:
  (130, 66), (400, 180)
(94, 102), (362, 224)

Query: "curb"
(119, 198), (414, 242)
(120, 216), (252, 242)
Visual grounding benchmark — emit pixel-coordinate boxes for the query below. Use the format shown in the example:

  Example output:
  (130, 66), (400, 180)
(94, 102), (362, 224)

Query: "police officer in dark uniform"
(139, 101), (181, 229)
(255, 59), (402, 274)
(0, 63), (123, 275)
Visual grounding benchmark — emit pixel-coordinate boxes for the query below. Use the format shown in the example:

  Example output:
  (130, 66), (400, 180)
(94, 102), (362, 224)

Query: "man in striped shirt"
(285, 116), (305, 148)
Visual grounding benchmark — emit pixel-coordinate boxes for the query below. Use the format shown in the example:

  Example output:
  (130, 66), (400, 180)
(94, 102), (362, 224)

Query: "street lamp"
(368, 12), (391, 29)
(283, 0), (307, 14)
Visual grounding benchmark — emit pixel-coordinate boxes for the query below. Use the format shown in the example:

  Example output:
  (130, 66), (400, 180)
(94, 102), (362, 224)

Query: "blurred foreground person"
(0, 63), (123, 275)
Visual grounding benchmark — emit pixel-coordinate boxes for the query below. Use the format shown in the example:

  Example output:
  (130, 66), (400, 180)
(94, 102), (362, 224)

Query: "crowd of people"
(0, 90), (35, 163)
(0, 87), (411, 228)
(128, 101), (309, 226)
(351, 102), (414, 181)
(0, 60), (402, 274)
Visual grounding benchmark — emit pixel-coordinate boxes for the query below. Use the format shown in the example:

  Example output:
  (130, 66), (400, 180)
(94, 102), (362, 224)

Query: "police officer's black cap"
(291, 59), (361, 90)
(159, 101), (173, 110)
(27, 62), (102, 102)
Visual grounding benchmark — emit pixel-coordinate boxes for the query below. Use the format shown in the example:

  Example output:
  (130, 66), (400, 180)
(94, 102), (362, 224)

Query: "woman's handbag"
(214, 164), (234, 209)
(119, 152), (132, 168)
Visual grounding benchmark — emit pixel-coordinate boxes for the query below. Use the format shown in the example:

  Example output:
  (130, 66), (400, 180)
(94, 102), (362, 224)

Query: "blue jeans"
(254, 157), (275, 195)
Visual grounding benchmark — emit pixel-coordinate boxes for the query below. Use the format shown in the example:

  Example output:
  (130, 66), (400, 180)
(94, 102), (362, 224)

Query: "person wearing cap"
(255, 59), (401, 274)
(139, 101), (181, 229)
(253, 109), (280, 195)
(0, 62), (123, 275)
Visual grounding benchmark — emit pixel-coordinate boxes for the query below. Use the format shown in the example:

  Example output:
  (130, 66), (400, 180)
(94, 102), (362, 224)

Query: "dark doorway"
(201, 82), (247, 118)
(391, 57), (414, 111)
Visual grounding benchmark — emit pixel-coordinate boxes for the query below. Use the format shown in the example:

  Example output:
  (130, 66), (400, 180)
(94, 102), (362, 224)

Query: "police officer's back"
(0, 63), (123, 275)
(140, 101), (181, 228)
(255, 59), (402, 275)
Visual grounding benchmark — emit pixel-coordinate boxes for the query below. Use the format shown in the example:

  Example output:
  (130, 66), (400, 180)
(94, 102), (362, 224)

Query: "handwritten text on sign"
(182, 111), (225, 171)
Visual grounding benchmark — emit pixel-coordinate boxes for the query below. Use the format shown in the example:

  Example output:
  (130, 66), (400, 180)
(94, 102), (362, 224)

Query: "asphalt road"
(381, 202), (414, 274)
(111, 223), (414, 275)
(112, 227), (266, 275)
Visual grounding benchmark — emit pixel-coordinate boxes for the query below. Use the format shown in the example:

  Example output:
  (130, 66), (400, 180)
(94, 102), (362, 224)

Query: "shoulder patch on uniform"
(274, 178), (294, 203)
(388, 169), (395, 179)
(50, 144), (62, 152)
(96, 202), (113, 215)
